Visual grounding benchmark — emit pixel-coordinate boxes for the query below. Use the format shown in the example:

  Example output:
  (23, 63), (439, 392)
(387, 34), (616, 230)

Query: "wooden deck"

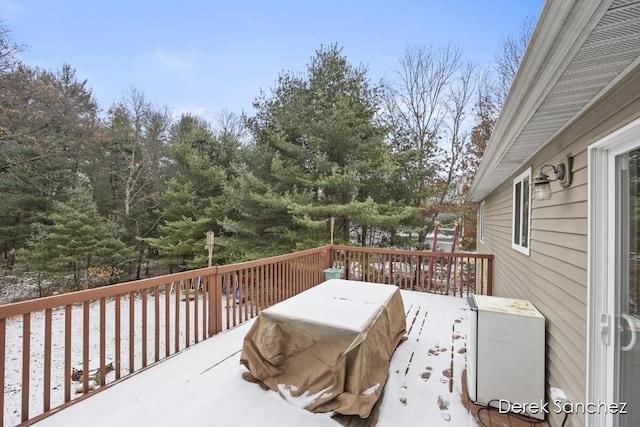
(32, 290), (546, 427)
(333, 292), (549, 427)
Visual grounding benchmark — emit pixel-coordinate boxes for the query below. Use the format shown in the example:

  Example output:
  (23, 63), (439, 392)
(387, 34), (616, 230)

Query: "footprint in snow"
(438, 396), (451, 422)
(421, 366), (433, 381)
(438, 395), (450, 410)
(428, 345), (447, 356)
(396, 385), (408, 406)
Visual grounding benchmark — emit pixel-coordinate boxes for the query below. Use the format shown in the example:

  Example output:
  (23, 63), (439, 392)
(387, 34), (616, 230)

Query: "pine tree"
(0, 64), (99, 258)
(17, 187), (132, 291)
(225, 44), (409, 257)
(145, 114), (241, 268)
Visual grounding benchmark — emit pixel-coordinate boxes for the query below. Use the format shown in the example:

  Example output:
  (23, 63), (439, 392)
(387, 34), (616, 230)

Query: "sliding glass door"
(613, 148), (640, 427)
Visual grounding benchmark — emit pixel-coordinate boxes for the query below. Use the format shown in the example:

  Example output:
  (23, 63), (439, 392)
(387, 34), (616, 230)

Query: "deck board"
(33, 289), (547, 427)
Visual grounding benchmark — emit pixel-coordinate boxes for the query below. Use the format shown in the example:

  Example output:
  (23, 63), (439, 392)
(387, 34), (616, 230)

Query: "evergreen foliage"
(17, 187), (132, 291)
(228, 43), (417, 257)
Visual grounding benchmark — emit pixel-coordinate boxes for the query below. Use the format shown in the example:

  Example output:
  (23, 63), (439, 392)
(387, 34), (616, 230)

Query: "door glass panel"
(616, 148), (640, 426)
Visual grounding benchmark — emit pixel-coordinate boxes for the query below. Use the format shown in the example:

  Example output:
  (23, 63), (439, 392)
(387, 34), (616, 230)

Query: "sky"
(0, 0), (545, 125)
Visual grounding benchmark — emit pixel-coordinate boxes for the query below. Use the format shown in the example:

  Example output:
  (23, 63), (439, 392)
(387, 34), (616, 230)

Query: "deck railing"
(331, 245), (493, 296)
(0, 245), (492, 426)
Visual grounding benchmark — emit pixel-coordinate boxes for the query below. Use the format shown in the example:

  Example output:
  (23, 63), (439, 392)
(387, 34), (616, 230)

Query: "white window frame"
(478, 201), (485, 244)
(511, 167), (532, 255)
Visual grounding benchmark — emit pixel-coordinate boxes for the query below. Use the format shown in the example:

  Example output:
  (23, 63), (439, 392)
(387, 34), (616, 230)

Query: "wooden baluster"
(174, 284), (180, 353)
(165, 286), (171, 356)
(64, 305), (71, 402)
(185, 281), (190, 348)
(100, 298), (107, 385)
(21, 313), (31, 422)
(115, 294), (122, 379)
(83, 301), (90, 393)
(154, 286), (160, 362)
(43, 308), (52, 412)
(194, 279), (199, 344)
(142, 288), (149, 363)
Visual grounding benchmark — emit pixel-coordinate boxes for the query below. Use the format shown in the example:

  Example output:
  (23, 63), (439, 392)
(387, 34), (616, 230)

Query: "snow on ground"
(27, 289), (476, 427)
(3, 291), (247, 427)
(376, 291), (477, 426)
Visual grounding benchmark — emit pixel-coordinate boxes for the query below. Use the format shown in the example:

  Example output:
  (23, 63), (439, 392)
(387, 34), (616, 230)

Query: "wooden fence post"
(208, 267), (223, 336)
(486, 257), (493, 296)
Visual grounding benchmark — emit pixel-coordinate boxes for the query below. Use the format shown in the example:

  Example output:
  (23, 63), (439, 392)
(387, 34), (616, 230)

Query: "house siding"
(476, 67), (640, 427)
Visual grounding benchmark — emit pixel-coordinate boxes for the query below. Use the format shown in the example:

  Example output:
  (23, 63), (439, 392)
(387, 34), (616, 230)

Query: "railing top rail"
(330, 244), (494, 259)
(0, 246), (331, 319)
(215, 246), (330, 273)
(0, 269), (203, 319)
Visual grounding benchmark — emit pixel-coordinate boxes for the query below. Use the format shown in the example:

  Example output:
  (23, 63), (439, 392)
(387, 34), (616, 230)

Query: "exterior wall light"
(531, 155), (573, 201)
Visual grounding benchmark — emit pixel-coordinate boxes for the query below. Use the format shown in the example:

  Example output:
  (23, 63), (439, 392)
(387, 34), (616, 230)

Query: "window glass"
(512, 169), (531, 255)
(514, 182), (521, 245)
(522, 176), (529, 248)
(479, 201), (485, 244)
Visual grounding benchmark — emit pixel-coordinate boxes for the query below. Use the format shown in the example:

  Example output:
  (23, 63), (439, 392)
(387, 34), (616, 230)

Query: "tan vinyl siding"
(478, 146), (588, 427)
(476, 66), (640, 427)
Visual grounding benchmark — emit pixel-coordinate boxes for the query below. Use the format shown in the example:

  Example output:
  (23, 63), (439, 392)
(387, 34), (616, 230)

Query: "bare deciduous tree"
(458, 17), (534, 250)
(383, 45), (476, 245)
(385, 45), (462, 165)
(493, 16), (535, 106)
(0, 21), (25, 74)
(105, 88), (172, 232)
(438, 61), (476, 208)
(215, 109), (247, 144)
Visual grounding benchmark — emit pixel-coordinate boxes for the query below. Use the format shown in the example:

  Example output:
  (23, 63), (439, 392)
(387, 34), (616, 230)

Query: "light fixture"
(531, 155), (573, 201)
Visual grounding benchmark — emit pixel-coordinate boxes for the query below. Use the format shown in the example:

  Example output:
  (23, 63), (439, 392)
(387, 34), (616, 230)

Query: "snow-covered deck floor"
(35, 290), (476, 427)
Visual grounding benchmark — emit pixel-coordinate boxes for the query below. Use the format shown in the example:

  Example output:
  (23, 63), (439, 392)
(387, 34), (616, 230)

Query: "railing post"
(322, 246), (333, 283)
(208, 267), (223, 336)
(486, 257), (493, 296)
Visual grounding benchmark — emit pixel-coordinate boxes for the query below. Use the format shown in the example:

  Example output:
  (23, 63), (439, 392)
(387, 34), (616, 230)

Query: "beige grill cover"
(240, 279), (406, 418)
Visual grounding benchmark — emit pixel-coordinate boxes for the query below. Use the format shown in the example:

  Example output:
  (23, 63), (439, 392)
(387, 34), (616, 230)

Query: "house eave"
(468, 0), (640, 203)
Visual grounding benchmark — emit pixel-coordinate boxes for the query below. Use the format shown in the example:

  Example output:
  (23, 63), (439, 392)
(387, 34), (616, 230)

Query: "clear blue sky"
(0, 0), (544, 124)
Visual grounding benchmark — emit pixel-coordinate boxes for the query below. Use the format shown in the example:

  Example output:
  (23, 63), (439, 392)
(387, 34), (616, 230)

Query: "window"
(512, 168), (531, 255)
(478, 201), (485, 244)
